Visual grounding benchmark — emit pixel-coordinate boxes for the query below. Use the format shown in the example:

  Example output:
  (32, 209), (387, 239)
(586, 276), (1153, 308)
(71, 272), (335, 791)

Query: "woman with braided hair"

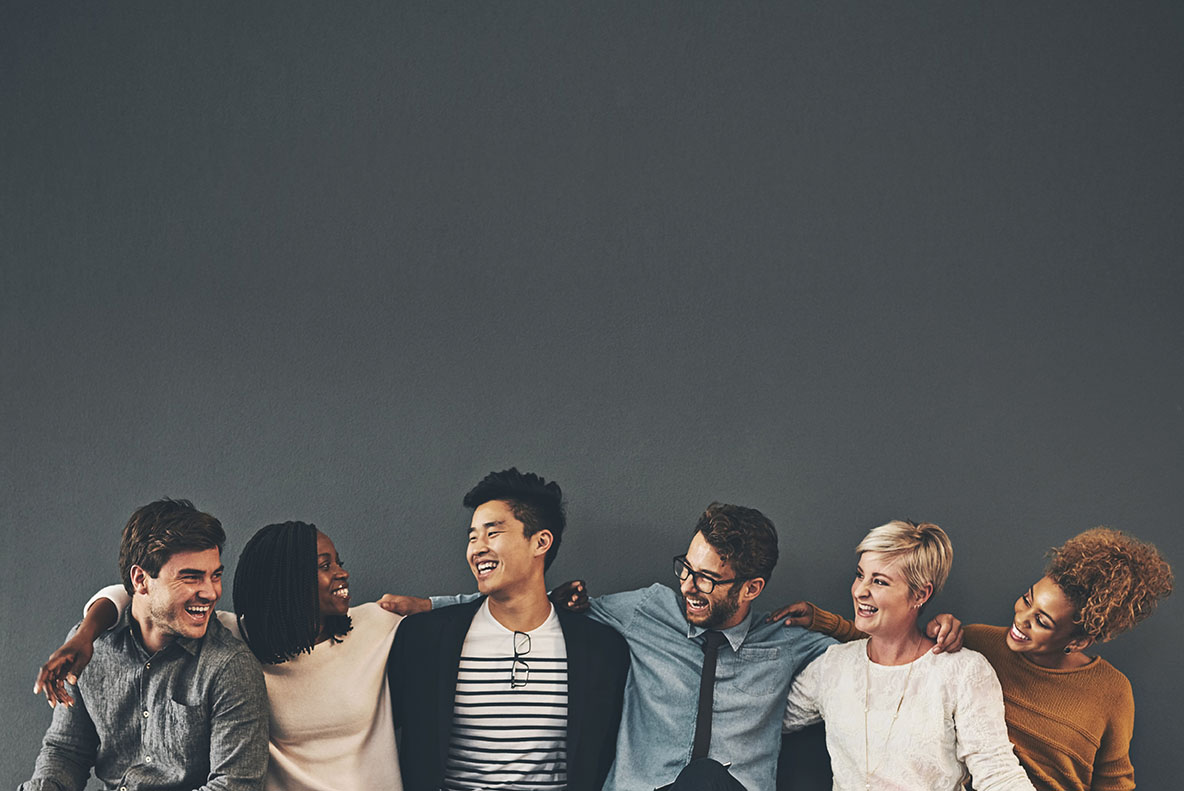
(775, 527), (1173, 791)
(34, 521), (405, 791)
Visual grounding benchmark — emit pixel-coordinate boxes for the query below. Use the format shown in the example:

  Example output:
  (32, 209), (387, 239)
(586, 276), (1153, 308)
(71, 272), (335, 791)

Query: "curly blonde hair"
(1047, 527), (1173, 642)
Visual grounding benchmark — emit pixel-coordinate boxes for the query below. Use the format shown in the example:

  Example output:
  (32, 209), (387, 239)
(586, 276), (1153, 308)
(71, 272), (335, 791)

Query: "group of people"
(21, 468), (1173, 791)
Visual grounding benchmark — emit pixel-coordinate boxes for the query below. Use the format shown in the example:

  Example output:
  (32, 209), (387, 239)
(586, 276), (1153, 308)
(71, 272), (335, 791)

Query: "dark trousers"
(667, 758), (746, 791)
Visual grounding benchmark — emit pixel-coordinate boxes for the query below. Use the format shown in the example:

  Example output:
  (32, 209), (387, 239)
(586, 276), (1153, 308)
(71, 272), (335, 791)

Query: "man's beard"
(680, 586), (742, 630)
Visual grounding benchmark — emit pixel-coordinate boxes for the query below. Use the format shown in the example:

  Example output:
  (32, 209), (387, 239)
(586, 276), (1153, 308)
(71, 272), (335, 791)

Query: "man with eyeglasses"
(386, 469), (629, 791)
(568, 501), (836, 791)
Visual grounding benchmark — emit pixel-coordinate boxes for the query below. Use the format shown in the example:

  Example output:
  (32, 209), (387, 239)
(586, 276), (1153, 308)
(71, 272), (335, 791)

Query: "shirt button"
(145, 662), (151, 669)
(145, 755), (153, 763)
(120, 787), (128, 791)
(142, 710), (149, 718)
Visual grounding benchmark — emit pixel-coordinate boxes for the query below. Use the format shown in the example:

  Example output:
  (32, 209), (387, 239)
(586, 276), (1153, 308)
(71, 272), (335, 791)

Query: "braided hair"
(232, 521), (352, 664)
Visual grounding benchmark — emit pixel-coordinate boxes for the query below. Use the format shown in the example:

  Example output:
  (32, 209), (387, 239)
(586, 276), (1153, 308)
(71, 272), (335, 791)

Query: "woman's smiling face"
(1006, 575), (1082, 660)
(316, 530), (350, 618)
(850, 551), (925, 639)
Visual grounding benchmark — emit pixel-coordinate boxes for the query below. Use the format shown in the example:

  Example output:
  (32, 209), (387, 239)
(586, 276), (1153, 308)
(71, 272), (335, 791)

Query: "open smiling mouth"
(475, 560), (498, 577)
(185, 604), (211, 620)
(332, 587), (350, 600)
(855, 603), (878, 617)
(1008, 624), (1030, 642)
(684, 595), (709, 614)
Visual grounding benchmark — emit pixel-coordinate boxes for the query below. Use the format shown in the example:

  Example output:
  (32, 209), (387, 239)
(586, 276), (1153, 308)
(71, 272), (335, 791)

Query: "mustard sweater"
(808, 608), (1136, 791)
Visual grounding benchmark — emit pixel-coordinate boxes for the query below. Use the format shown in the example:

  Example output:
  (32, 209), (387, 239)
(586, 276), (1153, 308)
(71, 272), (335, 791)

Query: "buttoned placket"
(125, 640), (169, 788)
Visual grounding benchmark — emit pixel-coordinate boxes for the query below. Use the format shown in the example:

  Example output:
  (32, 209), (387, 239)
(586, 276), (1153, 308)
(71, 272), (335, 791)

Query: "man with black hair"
(389, 502), (835, 791)
(387, 468), (629, 791)
(21, 499), (268, 791)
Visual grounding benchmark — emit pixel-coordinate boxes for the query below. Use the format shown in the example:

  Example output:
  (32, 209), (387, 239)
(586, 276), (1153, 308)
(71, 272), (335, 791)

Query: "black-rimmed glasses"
(510, 630), (530, 688)
(673, 555), (744, 594)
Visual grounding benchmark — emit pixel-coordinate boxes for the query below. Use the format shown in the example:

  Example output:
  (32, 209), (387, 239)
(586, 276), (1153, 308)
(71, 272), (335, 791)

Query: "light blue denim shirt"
(433, 583), (833, 791)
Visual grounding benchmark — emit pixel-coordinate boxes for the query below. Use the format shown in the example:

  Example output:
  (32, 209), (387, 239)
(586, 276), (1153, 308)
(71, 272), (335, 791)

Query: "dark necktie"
(691, 630), (727, 761)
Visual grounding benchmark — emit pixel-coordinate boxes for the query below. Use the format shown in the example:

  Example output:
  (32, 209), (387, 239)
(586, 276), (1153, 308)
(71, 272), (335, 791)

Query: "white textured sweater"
(783, 639), (1034, 791)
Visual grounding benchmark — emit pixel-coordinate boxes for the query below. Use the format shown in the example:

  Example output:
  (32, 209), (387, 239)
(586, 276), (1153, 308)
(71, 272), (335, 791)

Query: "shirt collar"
(686, 609), (754, 652)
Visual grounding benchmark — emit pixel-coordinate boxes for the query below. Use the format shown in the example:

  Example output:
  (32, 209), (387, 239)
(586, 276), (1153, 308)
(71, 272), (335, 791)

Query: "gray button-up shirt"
(21, 607), (268, 791)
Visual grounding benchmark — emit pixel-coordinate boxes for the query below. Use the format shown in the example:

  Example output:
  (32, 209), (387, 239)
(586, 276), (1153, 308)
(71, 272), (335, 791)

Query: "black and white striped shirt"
(442, 600), (568, 791)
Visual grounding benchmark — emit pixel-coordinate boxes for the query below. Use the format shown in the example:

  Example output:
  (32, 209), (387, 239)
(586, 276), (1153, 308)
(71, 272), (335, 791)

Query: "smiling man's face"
(678, 531), (748, 630)
(467, 499), (548, 600)
(136, 547), (223, 647)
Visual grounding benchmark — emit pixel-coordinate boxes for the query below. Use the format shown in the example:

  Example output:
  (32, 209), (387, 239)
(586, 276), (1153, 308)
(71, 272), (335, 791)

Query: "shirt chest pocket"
(719, 646), (784, 697)
(149, 699), (211, 754)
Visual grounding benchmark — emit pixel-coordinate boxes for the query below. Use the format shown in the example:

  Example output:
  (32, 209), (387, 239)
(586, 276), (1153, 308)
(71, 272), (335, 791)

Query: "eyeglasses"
(673, 555), (744, 594)
(511, 630), (530, 688)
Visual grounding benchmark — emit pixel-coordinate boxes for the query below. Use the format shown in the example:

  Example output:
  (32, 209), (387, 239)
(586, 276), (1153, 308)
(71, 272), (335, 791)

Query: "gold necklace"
(863, 646), (917, 791)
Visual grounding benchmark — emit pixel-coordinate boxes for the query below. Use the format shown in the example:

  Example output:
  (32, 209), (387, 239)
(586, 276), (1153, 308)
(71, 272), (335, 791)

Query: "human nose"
(198, 577), (218, 601)
(1014, 599), (1031, 625)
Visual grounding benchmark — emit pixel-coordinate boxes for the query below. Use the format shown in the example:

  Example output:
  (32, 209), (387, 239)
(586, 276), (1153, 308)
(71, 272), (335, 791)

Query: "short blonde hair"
(856, 520), (953, 600)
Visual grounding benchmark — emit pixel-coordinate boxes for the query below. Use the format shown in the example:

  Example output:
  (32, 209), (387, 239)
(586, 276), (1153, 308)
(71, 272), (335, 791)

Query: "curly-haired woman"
(776, 528), (1173, 791)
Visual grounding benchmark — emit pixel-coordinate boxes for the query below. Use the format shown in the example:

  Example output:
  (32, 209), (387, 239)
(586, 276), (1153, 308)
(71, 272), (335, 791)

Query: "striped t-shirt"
(442, 600), (568, 790)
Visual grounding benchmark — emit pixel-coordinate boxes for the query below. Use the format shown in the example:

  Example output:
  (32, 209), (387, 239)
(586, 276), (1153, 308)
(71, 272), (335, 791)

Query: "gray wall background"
(3, 3), (1181, 788)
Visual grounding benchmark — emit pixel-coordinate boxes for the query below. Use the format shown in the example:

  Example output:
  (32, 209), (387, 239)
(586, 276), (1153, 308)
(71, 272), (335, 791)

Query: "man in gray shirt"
(21, 499), (268, 791)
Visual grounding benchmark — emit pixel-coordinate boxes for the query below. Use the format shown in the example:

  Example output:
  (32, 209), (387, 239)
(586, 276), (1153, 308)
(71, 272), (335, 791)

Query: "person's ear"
(911, 583), (934, 610)
(1064, 634), (1096, 654)
(129, 565), (152, 595)
(740, 577), (765, 604)
(532, 530), (553, 559)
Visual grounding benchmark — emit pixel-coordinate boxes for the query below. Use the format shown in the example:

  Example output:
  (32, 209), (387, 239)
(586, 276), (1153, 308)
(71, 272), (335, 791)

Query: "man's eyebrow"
(179, 565), (224, 575)
(687, 561), (723, 579)
(467, 519), (507, 533)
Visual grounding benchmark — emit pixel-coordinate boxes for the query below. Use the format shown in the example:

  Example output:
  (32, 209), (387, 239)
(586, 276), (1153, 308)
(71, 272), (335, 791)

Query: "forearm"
(806, 604), (867, 643)
(77, 598), (117, 641)
(22, 698), (99, 791)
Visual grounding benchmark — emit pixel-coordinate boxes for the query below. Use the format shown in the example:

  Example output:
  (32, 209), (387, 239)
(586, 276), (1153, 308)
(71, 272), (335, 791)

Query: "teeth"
(856, 604), (877, 615)
(186, 605), (210, 615)
(476, 562), (497, 573)
(333, 588), (350, 598)
(1009, 625), (1029, 641)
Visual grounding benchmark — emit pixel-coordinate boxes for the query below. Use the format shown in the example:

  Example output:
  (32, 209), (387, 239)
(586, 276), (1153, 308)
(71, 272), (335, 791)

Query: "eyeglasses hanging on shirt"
(511, 630), (530, 688)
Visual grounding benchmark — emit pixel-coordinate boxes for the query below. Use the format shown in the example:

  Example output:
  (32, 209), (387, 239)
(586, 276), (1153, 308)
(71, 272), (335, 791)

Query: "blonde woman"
(781, 521), (1034, 791)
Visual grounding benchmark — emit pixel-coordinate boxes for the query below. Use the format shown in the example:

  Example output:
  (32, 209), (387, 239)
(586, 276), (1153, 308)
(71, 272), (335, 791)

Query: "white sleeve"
(782, 652), (825, 733)
(83, 584), (131, 627)
(953, 652), (1036, 791)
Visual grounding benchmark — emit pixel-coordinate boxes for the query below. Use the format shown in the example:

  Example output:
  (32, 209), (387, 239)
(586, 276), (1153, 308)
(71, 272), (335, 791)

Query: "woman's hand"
(925, 613), (964, 653)
(549, 580), (589, 612)
(33, 597), (117, 707)
(34, 634), (94, 707)
(766, 601), (814, 627)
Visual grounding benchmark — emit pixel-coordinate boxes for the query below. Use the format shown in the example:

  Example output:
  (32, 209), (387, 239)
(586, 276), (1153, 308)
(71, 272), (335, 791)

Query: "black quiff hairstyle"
(462, 468), (566, 570)
(119, 498), (225, 595)
(232, 521), (352, 665)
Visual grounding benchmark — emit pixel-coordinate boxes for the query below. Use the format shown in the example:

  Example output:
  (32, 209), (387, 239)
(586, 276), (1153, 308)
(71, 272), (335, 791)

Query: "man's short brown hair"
(118, 498), (225, 594)
(694, 502), (779, 581)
